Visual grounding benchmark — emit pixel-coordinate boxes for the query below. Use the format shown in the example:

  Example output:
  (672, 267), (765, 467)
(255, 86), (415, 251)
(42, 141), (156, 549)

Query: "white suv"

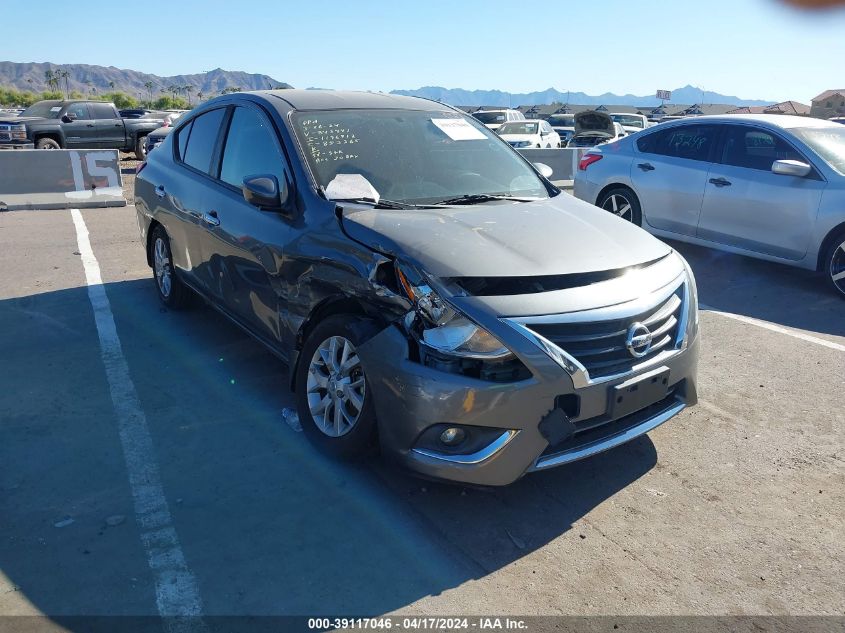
(472, 109), (525, 131)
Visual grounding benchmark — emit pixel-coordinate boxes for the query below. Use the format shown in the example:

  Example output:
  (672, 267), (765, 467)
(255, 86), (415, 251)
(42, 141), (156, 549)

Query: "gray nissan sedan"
(135, 90), (699, 486)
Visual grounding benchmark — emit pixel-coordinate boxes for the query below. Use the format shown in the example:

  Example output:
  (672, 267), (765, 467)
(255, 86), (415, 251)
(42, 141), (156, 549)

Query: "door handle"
(154, 185), (166, 199)
(202, 211), (220, 227)
(114, 123), (122, 127)
(709, 177), (731, 187)
(86, 123), (95, 128)
(637, 162), (655, 171)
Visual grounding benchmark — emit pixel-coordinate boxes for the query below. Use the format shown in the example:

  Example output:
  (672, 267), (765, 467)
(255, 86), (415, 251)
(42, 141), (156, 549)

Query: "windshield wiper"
(332, 197), (419, 210)
(433, 193), (536, 206)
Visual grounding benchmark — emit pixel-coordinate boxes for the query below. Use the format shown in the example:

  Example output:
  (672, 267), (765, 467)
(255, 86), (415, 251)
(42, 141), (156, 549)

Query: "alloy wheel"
(830, 239), (845, 296)
(602, 194), (633, 222)
(153, 236), (172, 298)
(306, 336), (366, 437)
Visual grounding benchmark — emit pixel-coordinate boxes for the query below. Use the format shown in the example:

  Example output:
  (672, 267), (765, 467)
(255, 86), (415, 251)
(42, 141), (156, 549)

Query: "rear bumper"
(359, 324), (699, 487)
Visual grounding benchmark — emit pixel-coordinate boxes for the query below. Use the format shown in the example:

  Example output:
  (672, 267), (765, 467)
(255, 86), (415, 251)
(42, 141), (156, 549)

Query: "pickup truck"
(0, 99), (163, 159)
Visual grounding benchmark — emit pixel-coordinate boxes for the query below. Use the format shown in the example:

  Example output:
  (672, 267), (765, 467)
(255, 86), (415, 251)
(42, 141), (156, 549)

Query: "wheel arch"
(289, 296), (376, 392)
(594, 182), (637, 207)
(817, 221), (845, 272)
(145, 219), (163, 267)
(32, 132), (63, 148)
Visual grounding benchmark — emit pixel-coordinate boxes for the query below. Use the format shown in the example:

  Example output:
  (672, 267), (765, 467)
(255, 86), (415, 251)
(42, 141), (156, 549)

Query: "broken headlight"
(395, 262), (513, 360)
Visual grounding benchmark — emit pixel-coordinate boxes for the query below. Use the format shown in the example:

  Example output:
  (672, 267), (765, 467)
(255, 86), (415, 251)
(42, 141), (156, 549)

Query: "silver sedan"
(574, 114), (845, 297)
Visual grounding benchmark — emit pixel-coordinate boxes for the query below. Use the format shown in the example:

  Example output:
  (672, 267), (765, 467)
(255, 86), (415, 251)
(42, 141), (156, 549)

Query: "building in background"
(811, 90), (845, 119)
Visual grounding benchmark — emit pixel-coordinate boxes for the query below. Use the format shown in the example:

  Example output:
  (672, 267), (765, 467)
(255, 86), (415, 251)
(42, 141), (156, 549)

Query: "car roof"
(665, 114), (838, 130)
(246, 89), (452, 112)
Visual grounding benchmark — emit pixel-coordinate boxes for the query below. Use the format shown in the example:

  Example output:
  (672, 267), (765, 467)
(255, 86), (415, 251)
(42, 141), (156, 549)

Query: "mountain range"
(0, 61), (291, 97)
(0, 61), (776, 108)
(389, 85), (775, 107)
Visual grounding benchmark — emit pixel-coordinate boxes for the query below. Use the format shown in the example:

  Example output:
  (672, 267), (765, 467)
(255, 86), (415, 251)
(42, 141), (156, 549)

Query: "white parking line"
(701, 303), (845, 353)
(70, 209), (205, 630)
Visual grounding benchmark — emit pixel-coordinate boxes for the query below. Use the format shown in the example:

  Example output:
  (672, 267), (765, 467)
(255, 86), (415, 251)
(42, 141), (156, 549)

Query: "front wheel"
(598, 187), (642, 226)
(135, 136), (147, 161)
(296, 315), (379, 460)
(823, 230), (845, 299)
(35, 138), (60, 150)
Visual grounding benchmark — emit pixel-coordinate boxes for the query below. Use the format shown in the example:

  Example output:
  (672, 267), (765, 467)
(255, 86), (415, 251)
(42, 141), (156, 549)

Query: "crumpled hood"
(340, 195), (671, 278)
(575, 110), (614, 135)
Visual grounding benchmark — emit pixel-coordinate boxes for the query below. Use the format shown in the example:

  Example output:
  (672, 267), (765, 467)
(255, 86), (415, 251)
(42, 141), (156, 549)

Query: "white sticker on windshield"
(431, 118), (486, 141)
(325, 174), (380, 203)
(50, 106), (61, 112)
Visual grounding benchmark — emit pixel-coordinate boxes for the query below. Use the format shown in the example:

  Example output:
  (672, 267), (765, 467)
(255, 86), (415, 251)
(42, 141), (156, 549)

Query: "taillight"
(578, 154), (603, 171)
(136, 161), (147, 175)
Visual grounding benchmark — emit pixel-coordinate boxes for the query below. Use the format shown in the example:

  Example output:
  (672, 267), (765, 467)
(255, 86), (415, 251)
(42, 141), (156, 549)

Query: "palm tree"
(85, 80), (92, 97)
(44, 69), (56, 92)
(196, 91), (204, 103)
(58, 70), (71, 99)
(108, 80), (115, 90)
(182, 85), (193, 106)
(144, 81), (154, 103)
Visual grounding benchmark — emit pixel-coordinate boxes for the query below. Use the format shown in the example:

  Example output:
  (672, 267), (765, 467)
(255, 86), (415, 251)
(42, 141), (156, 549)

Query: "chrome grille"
(518, 282), (686, 381)
(0, 133), (9, 141)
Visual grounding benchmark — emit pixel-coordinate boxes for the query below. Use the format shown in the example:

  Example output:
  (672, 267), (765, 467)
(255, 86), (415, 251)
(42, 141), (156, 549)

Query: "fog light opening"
(439, 427), (466, 447)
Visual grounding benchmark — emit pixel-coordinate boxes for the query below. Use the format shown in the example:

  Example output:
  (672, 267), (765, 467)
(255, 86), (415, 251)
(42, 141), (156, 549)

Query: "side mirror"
(61, 113), (77, 123)
(242, 174), (292, 213)
(533, 162), (554, 179)
(772, 159), (811, 178)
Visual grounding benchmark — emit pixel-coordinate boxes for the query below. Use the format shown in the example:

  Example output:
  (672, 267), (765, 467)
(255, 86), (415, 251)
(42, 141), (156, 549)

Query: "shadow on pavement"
(0, 278), (656, 622)
(668, 239), (845, 339)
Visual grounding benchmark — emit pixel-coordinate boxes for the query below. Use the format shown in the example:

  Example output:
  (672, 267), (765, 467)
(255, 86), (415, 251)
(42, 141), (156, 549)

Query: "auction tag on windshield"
(431, 118), (487, 141)
(50, 106), (61, 112)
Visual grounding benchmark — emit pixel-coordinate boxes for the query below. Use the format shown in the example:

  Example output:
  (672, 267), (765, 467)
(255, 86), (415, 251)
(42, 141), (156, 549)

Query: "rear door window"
(90, 103), (117, 119)
(637, 124), (719, 162)
(219, 106), (288, 189)
(179, 108), (226, 175)
(719, 126), (805, 171)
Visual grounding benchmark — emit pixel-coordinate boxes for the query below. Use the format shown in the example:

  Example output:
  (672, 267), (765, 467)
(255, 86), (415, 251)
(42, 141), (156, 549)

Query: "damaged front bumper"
(358, 317), (699, 487)
(357, 262), (699, 486)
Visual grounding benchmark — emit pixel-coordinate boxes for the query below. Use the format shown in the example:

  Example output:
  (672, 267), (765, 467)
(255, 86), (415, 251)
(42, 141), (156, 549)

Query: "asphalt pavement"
(0, 205), (842, 627)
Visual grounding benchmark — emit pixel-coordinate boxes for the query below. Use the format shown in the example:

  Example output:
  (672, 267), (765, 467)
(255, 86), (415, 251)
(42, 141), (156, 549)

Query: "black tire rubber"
(295, 315), (380, 460)
(35, 137), (61, 150)
(597, 186), (643, 226)
(149, 225), (193, 309)
(135, 136), (147, 161)
(822, 229), (845, 299)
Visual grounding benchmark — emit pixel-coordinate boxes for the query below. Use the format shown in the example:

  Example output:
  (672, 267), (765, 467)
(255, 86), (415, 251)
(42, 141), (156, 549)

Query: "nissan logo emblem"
(626, 322), (653, 358)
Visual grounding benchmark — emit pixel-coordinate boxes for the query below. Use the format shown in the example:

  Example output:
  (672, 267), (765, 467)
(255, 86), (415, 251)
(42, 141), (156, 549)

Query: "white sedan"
(497, 120), (561, 148)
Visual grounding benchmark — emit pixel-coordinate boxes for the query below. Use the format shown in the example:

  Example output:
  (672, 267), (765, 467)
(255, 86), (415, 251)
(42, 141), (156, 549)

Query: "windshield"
(498, 122), (538, 135)
(291, 109), (550, 205)
(611, 114), (644, 128)
(472, 111), (506, 124)
(792, 127), (845, 175)
(18, 101), (62, 119)
(547, 115), (575, 128)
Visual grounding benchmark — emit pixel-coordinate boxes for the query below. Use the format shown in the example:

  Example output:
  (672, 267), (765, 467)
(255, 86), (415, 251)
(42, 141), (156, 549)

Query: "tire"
(597, 187), (643, 226)
(35, 137), (60, 150)
(135, 136), (147, 161)
(149, 225), (192, 309)
(296, 315), (380, 460)
(822, 229), (845, 299)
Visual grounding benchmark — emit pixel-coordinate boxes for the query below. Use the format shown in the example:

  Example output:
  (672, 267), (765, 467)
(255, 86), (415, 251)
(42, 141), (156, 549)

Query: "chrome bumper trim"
(411, 430), (519, 465)
(530, 399), (685, 471)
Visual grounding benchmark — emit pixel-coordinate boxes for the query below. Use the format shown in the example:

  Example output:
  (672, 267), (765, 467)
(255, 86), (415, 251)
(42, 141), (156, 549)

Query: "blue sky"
(2, 0), (843, 103)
